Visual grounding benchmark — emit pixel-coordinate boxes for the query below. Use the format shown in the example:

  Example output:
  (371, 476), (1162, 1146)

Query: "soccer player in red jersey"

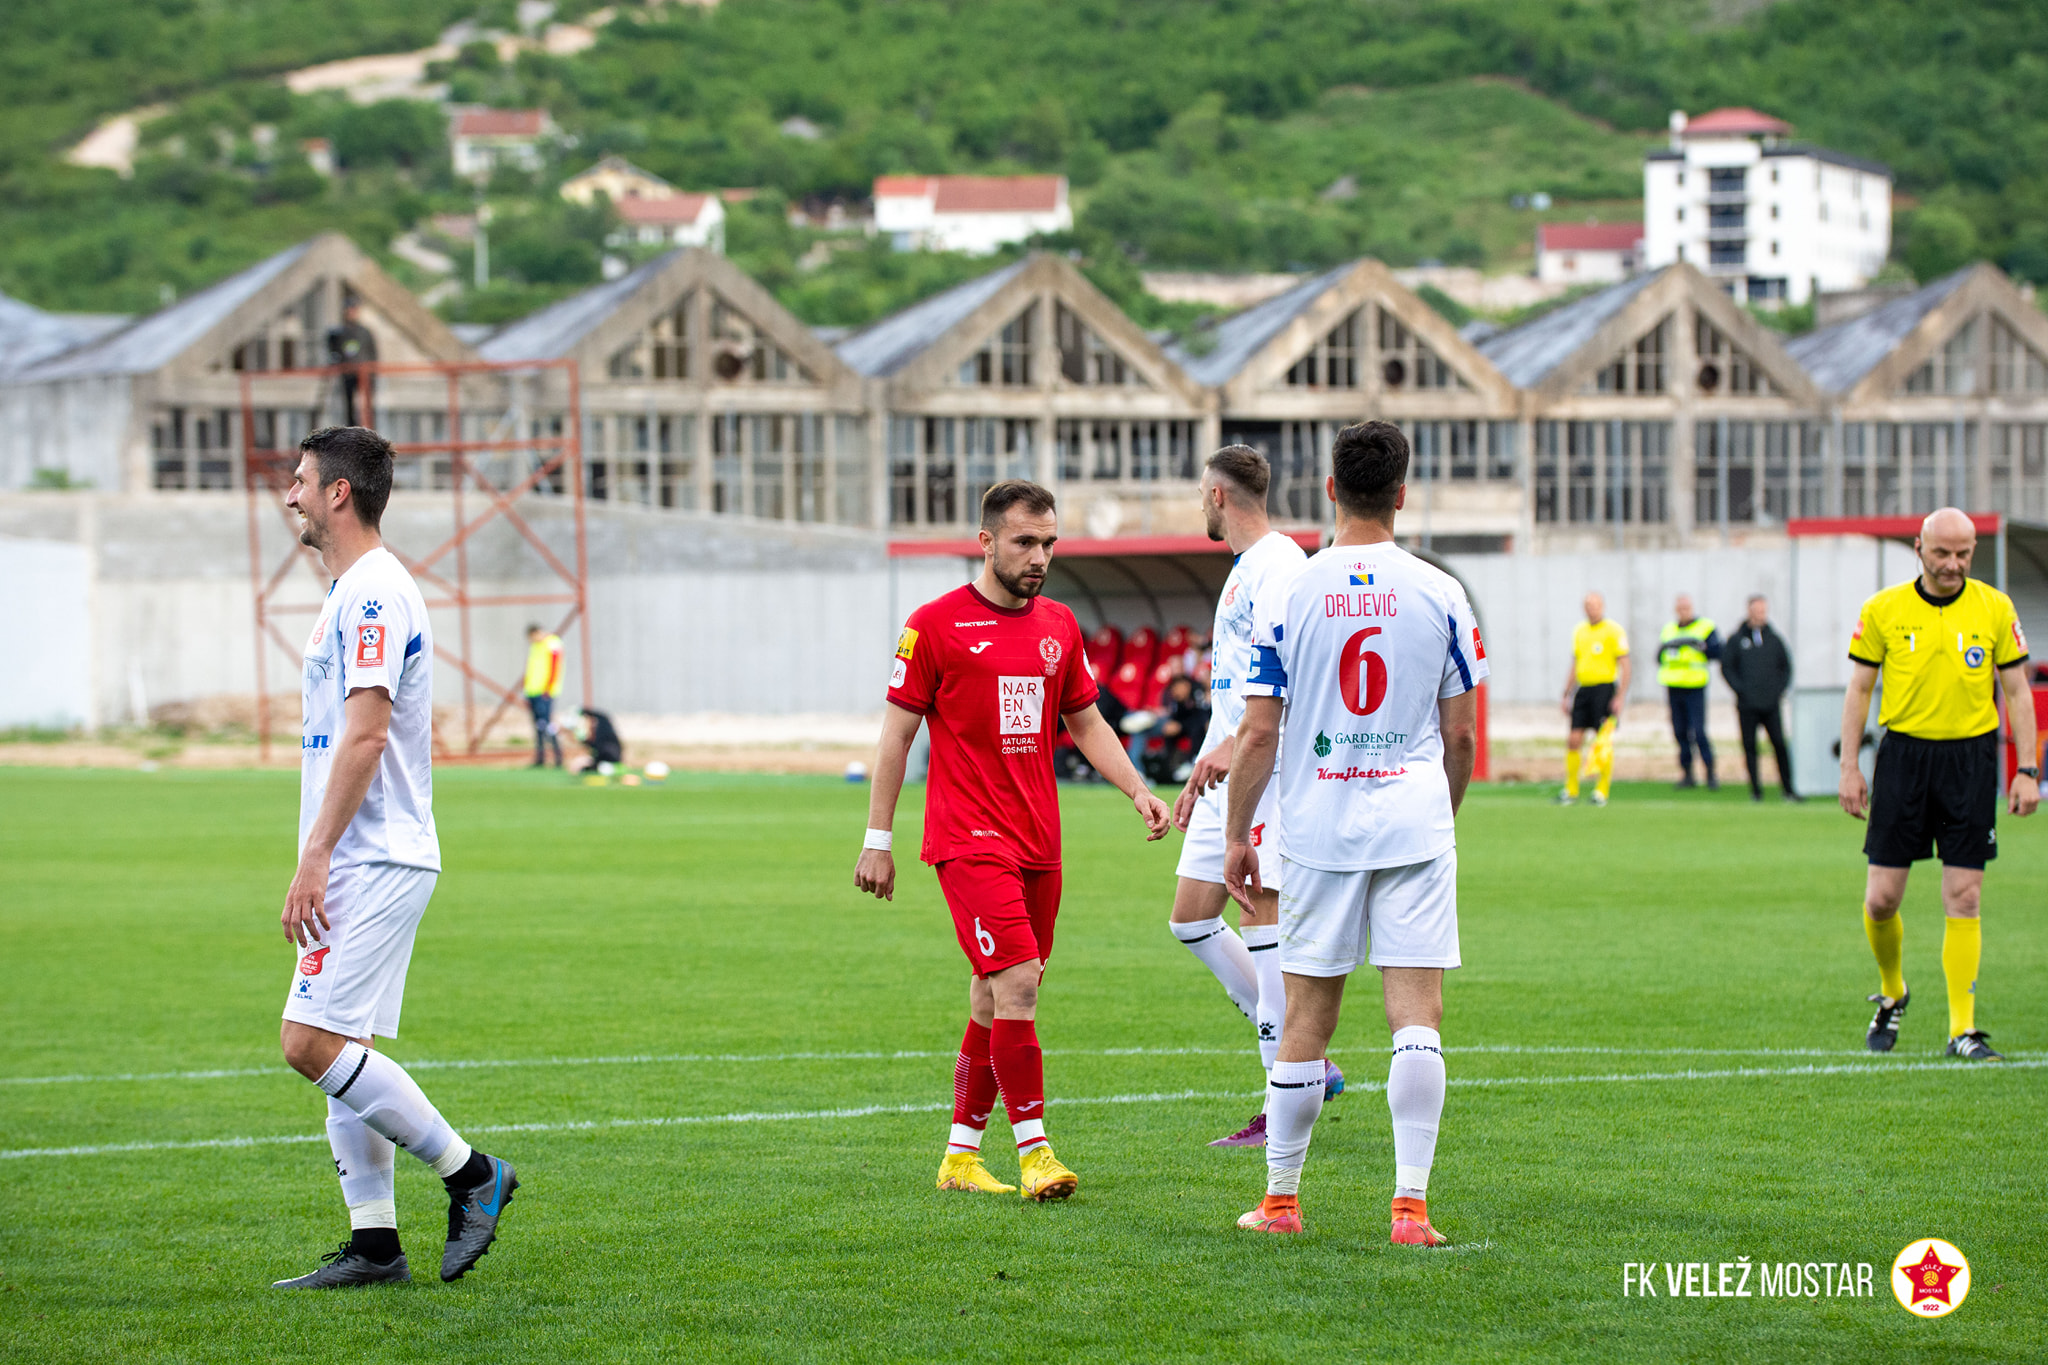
(855, 480), (1171, 1201)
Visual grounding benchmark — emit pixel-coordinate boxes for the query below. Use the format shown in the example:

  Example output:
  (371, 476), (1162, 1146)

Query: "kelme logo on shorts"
(1313, 731), (1332, 758)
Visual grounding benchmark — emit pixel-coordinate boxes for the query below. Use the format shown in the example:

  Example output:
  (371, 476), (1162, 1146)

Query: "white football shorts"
(1174, 776), (1283, 891)
(1275, 850), (1459, 977)
(281, 861), (437, 1039)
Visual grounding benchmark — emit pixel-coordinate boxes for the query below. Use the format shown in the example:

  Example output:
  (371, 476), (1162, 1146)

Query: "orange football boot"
(1390, 1195), (1449, 1246)
(1237, 1194), (1303, 1234)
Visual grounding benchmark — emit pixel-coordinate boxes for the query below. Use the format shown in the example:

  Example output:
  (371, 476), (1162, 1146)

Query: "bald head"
(1916, 507), (1976, 596)
(1674, 594), (1695, 625)
(1583, 592), (1605, 624)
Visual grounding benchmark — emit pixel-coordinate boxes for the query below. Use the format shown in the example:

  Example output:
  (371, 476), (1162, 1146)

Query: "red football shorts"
(935, 857), (1062, 978)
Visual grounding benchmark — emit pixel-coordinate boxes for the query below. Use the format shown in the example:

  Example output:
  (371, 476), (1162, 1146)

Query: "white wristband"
(863, 828), (893, 852)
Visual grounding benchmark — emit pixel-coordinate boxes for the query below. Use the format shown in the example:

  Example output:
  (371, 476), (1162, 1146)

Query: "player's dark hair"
(1329, 420), (1408, 523)
(980, 479), (1057, 532)
(1205, 444), (1270, 503)
(302, 425), (394, 529)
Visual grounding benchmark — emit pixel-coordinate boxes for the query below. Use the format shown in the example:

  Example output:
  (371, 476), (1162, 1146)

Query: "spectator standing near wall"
(1657, 595), (1721, 790)
(1721, 595), (1799, 803)
(522, 624), (564, 769)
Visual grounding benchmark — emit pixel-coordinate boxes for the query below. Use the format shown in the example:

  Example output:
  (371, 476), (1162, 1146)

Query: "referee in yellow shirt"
(1840, 508), (2038, 1060)
(1559, 591), (1630, 806)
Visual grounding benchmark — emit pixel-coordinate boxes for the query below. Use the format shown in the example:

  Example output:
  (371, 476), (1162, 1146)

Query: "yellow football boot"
(937, 1151), (1016, 1193)
(1018, 1144), (1078, 1202)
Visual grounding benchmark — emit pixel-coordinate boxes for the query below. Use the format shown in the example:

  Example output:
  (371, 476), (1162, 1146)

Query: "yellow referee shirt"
(1849, 578), (2028, 739)
(1572, 619), (1630, 686)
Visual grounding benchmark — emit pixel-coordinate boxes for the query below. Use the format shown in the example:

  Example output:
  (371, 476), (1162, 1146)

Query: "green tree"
(1903, 206), (1979, 282)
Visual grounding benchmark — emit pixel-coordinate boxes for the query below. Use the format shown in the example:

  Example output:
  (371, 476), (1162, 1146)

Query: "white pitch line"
(4, 1060), (2039, 1162)
(7, 1043), (2028, 1088)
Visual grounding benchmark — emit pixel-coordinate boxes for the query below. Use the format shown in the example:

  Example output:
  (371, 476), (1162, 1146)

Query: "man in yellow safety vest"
(1657, 594), (1721, 789)
(523, 624), (564, 768)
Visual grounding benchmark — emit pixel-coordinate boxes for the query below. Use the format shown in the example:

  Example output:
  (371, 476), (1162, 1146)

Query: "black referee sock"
(349, 1227), (403, 1265)
(444, 1149), (493, 1192)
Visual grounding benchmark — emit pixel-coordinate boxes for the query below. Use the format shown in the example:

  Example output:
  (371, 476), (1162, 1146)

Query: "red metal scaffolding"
(240, 359), (590, 763)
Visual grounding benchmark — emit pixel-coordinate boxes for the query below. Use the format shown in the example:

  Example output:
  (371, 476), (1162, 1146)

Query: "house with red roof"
(1535, 222), (1644, 285)
(872, 175), (1072, 255)
(1643, 107), (1891, 307)
(449, 108), (557, 182)
(610, 193), (727, 253)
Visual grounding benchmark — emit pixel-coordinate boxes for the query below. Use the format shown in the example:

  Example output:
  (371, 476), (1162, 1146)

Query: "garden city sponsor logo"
(1892, 1239), (1969, 1318)
(1621, 1259), (1878, 1299)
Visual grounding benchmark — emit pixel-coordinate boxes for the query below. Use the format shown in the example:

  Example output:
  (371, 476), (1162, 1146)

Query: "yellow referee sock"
(1593, 720), (1617, 799)
(1564, 748), (1582, 797)
(1864, 907), (1905, 1002)
(1942, 917), (1981, 1038)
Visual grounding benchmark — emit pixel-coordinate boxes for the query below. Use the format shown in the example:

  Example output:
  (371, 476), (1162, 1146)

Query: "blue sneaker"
(441, 1154), (517, 1282)
(1323, 1059), (1346, 1098)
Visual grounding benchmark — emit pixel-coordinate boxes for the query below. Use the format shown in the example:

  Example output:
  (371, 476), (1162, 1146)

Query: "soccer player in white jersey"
(1167, 446), (1342, 1148)
(271, 426), (516, 1289)
(1223, 420), (1484, 1246)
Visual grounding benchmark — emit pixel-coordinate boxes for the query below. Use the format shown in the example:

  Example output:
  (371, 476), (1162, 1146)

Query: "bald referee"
(1840, 508), (2038, 1060)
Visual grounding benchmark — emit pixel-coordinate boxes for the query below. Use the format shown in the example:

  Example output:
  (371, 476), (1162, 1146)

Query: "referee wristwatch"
(2017, 766), (2040, 779)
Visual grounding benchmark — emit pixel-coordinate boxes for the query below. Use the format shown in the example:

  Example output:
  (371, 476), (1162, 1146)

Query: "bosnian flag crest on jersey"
(1350, 572), (1375, 586)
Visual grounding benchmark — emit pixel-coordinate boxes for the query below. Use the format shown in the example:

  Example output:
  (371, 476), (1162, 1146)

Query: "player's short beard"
(1202, 496), (1225, 542)
(993, 559), (1044, 601)
(297, 506), (327, 550)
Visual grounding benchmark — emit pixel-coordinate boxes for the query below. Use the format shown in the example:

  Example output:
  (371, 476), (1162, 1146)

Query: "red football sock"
(949, 1020), (1000, 1151)
(988, 1018), (1048, 1151)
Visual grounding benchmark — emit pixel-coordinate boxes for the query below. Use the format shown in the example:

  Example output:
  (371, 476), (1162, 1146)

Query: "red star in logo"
(1900, 1245), (1963, 1306)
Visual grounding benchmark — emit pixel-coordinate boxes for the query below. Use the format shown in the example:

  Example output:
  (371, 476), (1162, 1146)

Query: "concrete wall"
(0, 375), (137, 490)
(0, 534), (92, 728)
(0, 491), (973, 731)
(1446, 535), (1928, 708)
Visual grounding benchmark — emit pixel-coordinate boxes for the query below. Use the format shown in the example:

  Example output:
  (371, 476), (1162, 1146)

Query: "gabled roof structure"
(834, 260), (1031, 379)
(833, 252), (1204, 406)
(481, 246), (860, 397)
(1785, 268), (1972, 396)
(1477, 273), (1660, 390)
(1168, 263), (1352, 389)
(0, 293), (129, 381)
(18, 234), (467, 382)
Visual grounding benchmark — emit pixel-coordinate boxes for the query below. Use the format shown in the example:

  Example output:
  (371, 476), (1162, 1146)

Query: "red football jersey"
(887, 584), (1099, 869)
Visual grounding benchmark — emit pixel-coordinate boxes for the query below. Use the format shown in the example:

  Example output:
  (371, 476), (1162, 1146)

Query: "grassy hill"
(0, 0), (2040, 326)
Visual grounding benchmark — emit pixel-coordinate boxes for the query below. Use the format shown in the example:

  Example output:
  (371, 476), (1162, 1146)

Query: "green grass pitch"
(2, 767), (2043, 1362)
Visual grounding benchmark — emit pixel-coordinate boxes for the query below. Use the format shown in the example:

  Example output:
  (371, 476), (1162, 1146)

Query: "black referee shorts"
(1570, 683), (1616, 732)
(1865, 730), (2000, 869)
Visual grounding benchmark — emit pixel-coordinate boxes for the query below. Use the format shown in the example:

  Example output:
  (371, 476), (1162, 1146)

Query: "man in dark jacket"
(1721, 594), (1799, 801)
(326, 301), (378, 426)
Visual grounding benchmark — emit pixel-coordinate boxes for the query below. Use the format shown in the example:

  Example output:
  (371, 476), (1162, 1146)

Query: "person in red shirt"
(855, 480), (1170, 1202)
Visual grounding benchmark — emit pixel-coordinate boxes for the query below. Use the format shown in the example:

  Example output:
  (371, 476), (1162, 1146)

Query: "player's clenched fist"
(854, 848), (896, 901)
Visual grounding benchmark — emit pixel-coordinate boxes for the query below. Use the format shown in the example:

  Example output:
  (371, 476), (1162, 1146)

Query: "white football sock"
(947, 1123), (983, 1154)
(1242, 925), (1285, 1078)
(316, 1041), (470, 1176)
(326, 1098), (398, 1229)
(1263, 1058), (1325, 1196)
(1388, 1025), (1446, 1198)
(1170, 917), (1258, 1021)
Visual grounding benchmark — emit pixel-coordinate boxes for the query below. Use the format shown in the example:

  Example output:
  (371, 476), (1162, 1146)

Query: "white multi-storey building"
(872, 176), (1072, 255)
(1643, 107), (1890, 307)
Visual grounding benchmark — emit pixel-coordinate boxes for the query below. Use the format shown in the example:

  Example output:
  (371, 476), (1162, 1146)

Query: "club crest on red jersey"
(298, 946), (331, 976)
(1038, 637), (1062, 676)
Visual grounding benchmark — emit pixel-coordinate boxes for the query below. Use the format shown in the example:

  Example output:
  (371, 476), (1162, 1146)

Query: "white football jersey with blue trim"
(1242, 541), (1485, 871)
(299, 546), (440, 873)
(1195, 530), (1308, 760)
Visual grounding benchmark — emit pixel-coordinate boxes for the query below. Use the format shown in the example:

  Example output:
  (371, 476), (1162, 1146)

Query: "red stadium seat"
(1086, 624), (1123, 675)
(1161, 624), (1192, 658)
(1141, 661), (1175, 710)
(1108, 661), (1148, 710)
(1122, 625), (1159, 682)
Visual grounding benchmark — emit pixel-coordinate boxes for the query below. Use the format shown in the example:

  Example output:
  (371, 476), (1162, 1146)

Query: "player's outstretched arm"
(1222, 697), (1281, 910)
(855, 704), (922, 901)
(1439, 688), (1478, 815)
(284, 686), (392, 947)
(1172, 735), (1233, 831)
(1063, 704), (1170, 840)
(1838, 662), (1878, 819)
(1998, 663), (2040, 817)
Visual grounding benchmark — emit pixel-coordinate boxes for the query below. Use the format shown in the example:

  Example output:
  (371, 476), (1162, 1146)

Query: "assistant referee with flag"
(1839, 508), (2038, 1060)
